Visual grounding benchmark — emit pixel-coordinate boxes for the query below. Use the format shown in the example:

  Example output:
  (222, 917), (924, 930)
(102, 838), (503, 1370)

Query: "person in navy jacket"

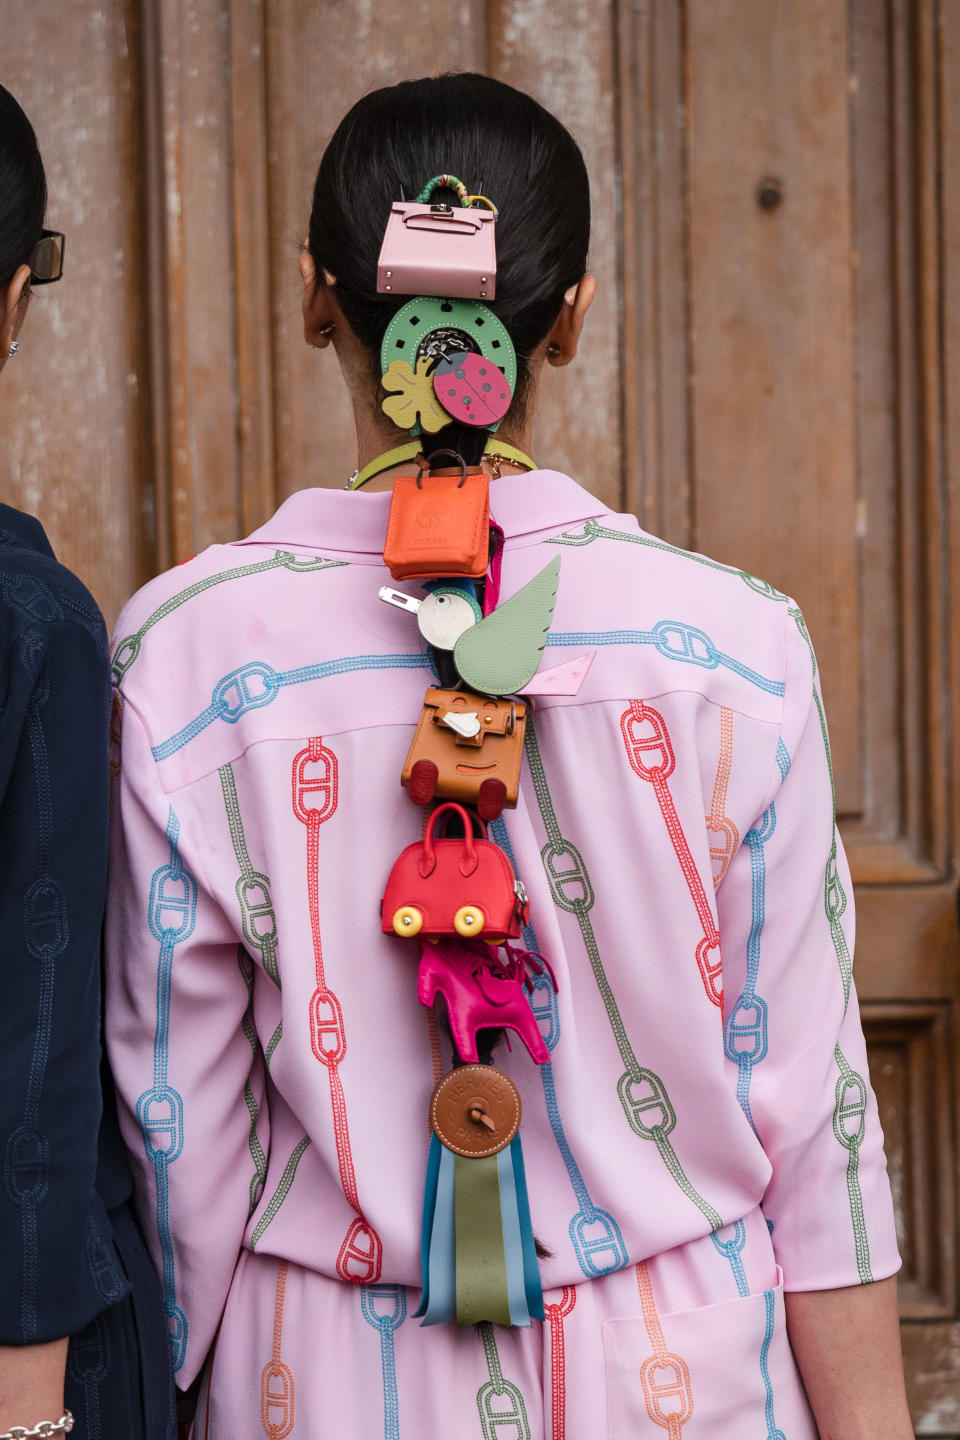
(0, 82), (175, 1439)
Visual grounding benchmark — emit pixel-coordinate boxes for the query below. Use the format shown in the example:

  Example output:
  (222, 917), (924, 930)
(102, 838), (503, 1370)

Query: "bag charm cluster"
(372, 178), (563, 1327)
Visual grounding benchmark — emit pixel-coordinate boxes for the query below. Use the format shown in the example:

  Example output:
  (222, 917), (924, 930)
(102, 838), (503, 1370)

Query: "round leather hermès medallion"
(430, 1065), (521, 1157)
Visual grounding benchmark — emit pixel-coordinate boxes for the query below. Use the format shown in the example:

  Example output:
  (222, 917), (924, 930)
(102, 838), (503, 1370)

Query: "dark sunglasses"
(28, 230), (66, 284)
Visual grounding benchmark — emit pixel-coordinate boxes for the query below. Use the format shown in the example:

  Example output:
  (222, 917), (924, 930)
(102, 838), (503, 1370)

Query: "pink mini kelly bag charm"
(377, 174), (497, 300)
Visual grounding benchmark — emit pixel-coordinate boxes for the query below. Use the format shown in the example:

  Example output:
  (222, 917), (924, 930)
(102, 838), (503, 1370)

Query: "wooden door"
(2, 2), (957, 1431)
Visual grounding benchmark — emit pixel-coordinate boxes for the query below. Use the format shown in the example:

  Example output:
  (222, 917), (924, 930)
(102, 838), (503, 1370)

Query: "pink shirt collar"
(234, 470), (614, 563)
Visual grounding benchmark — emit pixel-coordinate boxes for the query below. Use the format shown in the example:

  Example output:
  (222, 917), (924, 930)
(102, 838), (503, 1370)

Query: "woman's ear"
(299, 249), (338, 349)
(0, 264), (32, 370)
(544, 273), (597, 366)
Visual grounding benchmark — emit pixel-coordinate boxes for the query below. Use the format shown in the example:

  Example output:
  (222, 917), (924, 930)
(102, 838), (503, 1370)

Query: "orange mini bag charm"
(382, 453), (490, 581)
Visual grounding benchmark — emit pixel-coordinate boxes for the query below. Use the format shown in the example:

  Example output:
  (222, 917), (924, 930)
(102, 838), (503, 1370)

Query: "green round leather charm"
(380, 297), (517, 435)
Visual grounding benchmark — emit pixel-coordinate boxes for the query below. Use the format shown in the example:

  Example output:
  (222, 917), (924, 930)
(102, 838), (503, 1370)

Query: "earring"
(7, 340), (19, 358)
(546, 343), (561, 360)
(305, 338), (317, 349)
(318, 323), (336, 338)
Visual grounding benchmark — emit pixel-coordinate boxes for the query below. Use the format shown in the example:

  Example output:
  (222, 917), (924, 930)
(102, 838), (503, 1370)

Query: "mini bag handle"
(416, 174), (471, 207)
(420, 802), (486, 877)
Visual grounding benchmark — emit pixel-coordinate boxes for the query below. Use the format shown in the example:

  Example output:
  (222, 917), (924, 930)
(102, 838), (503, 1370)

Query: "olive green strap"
(454, 1153), (511, 1326)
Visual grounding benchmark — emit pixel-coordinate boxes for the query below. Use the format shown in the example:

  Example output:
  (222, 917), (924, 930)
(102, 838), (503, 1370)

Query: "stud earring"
(546, 343), (561, 360)
(7, 340), (19, 358)
(318, 323), (336, 338)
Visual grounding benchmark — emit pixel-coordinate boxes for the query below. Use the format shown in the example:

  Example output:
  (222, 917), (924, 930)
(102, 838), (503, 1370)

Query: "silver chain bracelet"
(0, 1412), (74, 1440)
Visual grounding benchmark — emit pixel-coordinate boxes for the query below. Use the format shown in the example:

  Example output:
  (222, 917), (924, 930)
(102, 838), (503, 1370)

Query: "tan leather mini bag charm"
(401, 687), (528, 819)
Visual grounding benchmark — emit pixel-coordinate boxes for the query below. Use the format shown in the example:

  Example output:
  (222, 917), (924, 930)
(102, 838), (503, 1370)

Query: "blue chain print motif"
(67, 1313), (111, 1440)
(152, 653), (433, 761)
(545, 621), (784, 697)
(489, 817), (627, 1278)
(710, 1219), (748, 1297)
(3, 632), (70, 1339)
(722, 742), (790, 1140)
(360, 1285), (407, 1440)
(136, 807), (196, 1372)
(709, 1222), (785, 1438)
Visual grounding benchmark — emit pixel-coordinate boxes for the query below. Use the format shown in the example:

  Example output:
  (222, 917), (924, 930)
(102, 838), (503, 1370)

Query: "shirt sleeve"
(0, 614), (124, 1343)
(104, 693), (267, 1387)
(717, 604), (901, 1291)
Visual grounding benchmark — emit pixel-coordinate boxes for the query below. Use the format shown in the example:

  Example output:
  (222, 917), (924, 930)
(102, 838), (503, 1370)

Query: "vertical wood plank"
(229, 0), (276, 537)
(489, 0), (622, 509)
(142, 0), (241, 565)
(617, 0), (692, 545)
(0, 1), (149, 625)
(684, 0), (862, 813)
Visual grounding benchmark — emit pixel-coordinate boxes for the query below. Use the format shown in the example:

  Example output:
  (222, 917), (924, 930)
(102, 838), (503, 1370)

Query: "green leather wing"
(454, 556), (561, 695)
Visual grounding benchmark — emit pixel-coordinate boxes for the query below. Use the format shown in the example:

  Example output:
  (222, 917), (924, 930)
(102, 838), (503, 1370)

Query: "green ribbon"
(454, 1153), (511, 1326)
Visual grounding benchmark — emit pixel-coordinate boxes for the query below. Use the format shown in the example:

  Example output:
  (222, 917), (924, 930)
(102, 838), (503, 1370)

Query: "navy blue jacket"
(0, 506), (174, 1438)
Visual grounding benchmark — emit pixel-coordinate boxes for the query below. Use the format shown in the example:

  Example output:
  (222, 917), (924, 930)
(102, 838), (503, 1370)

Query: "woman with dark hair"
(0, 83), (175, 1440)
(106, 74), (912, 1438)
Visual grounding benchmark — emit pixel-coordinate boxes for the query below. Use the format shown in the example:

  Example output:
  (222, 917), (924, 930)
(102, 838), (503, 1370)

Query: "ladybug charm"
(433, 350), (512, 428)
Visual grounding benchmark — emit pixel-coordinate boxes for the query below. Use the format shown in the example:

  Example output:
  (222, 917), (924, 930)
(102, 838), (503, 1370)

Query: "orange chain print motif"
(543, 1286), (577, 1440)
(260, 1260), (295, 1440)
(635, 1262), (693, 1437)
(620, 701), (722, 1007)
(705, 708), (739, 888)
(293, 738), (383, 1283)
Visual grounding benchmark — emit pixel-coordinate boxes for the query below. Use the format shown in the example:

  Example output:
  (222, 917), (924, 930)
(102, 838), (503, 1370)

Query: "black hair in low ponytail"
(0, 84), (46, 289)
(308, 73), (590, 463)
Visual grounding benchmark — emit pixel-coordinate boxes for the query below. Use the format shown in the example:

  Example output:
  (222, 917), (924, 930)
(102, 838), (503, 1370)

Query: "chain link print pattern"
(236, 946), (268, 1216)
(153, 653), (432, 761)
(620, 701), (723, 1007)
(260, 1260), (295, 1440)
(361, 1286), (407, 1440)
(706, 708), (739, 887)
(293, 738), (383, 1284)
(136, 808), (195, 1372)
(4, 634), (69, 1340)
(488, 818), (627, 1279)
(544, 621), (784, 697)
(220, 764), (280, 986)
(543, 1287), (576, 1440)
(111, 550), (346, 682)
(634, 1262), (694, 1436)
(524, 721), (722, 1231)
(545, 518), (789, 605)
(788, 609), (872, 1282)
(476, 1323), (531, 1440)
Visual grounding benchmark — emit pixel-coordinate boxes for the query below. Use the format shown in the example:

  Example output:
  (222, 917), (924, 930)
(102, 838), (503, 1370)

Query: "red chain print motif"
(260, 1260), (295, 1440)
(706, 708), (739, 888)
(543, 1286), (577, 1440)
(293, 738), (383, 1283)
(620, 701), (723, 1007)
(635, 1262), (693, 1438)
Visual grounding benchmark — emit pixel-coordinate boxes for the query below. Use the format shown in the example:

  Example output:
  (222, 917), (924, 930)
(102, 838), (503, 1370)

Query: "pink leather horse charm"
(417, 939), (551, 1065)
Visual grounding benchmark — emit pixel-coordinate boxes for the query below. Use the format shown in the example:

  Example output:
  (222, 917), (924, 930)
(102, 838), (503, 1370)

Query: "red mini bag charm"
(382, 802), (529, 942)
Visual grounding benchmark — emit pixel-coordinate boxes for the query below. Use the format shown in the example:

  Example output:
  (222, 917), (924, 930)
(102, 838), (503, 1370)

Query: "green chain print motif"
(250, 1135), (311, 1251)
(546, 518), (789, 603)
(111, 550), (347, 682)
(524, 721), (722, 1231)
(236, 945), (268, 1217)
(265, 1021), (283, 1072)
(476, 1323), (531, 1440)
(220, 763), (281, 987)
(789, 607), (872, 1282)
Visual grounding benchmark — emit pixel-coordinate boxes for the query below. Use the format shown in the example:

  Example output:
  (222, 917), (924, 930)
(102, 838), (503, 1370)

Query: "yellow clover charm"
(381, 356), (449, 434)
